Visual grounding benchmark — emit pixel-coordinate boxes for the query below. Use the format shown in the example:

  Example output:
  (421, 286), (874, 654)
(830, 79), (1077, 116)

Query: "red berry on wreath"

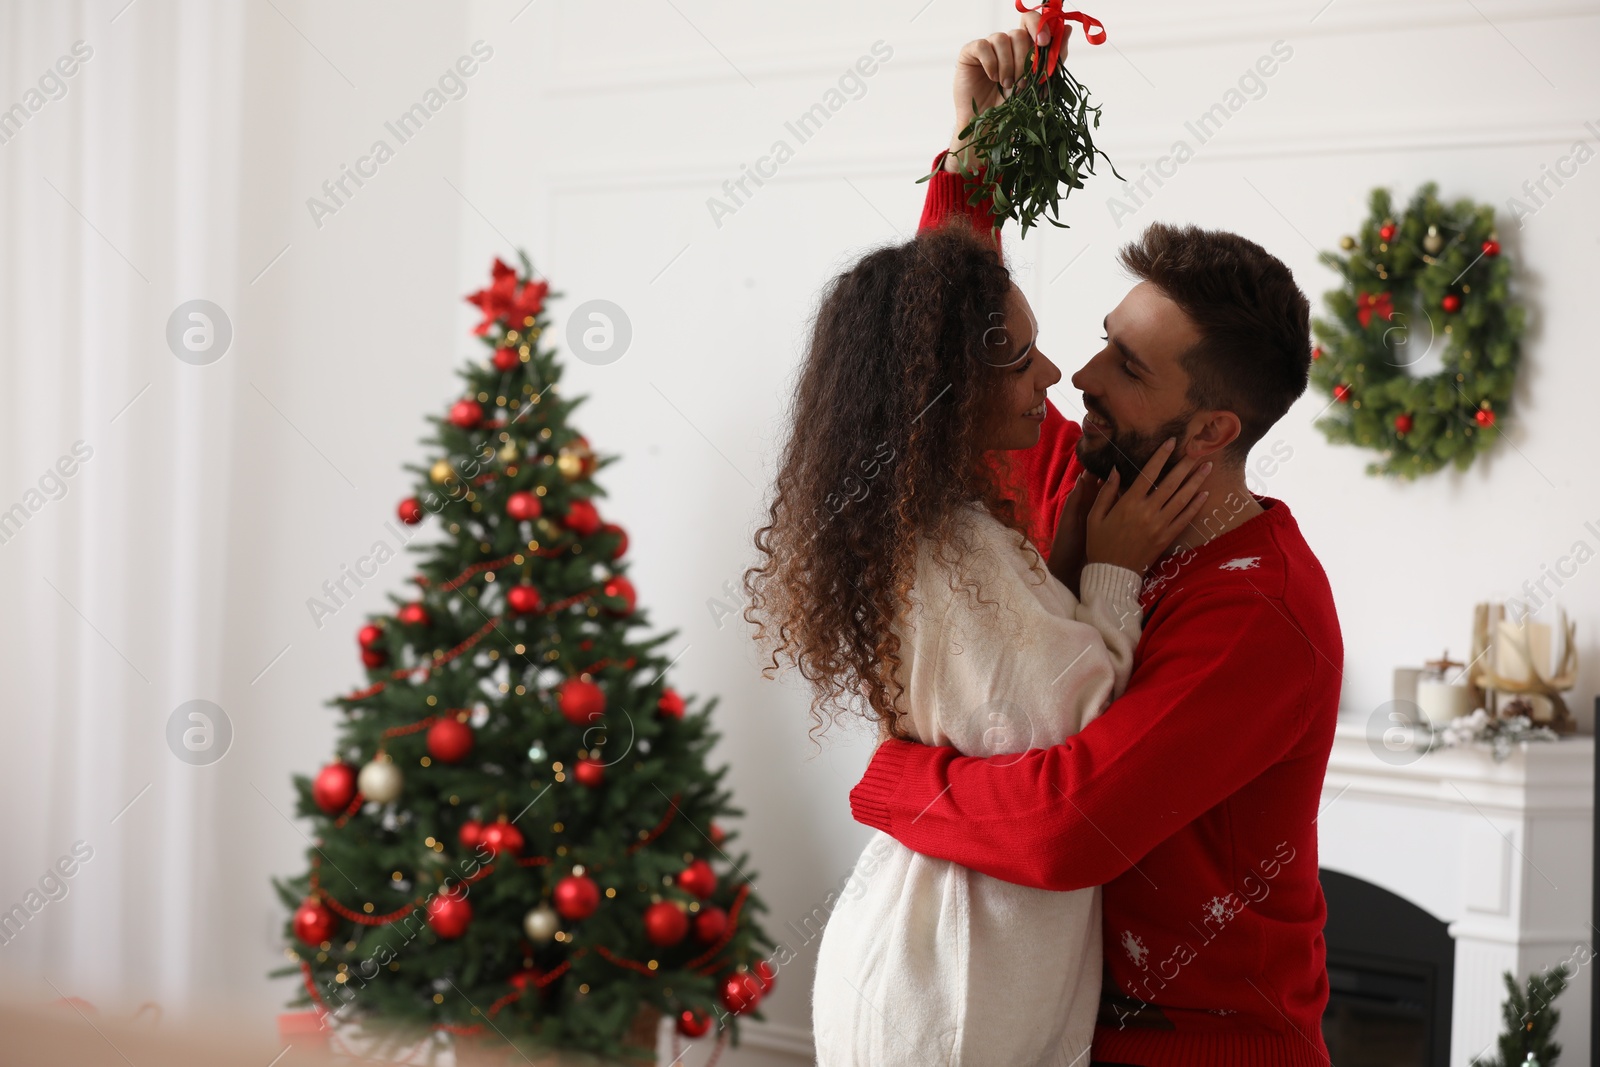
(677, 1008), (712, 1038)
(1482, 239), (1501, 256)
(561, 499), (601, 536)
(601, 523), (628, 560)
(458, 819), (484, 850)
(479, 819), (525, 858)
(397, 497), (424, 525)
(312, 762), (358, 814)
(573, 757), (605, 788)
(449, 399), (483, 429)
(602, 575), (636, 615)
(397, 603), (430, 627)
(553, 874), (600, 920)
(1394, 413), (1414, 435)
(694, 905), (729, 944)
(658, 688), (686, 720)
(1379, 223), (1396, 242)
(506, 584), (542, 615)
(427, 716), (474, 764)
(559, 678), (605, 726)
(1333, 384), (1352, 404)
(1475, 408), (1496, 427)
(678, 859), (717, 899)
(753, 959), (777, 994)
(709, 822), (727, 847)
(426, 888), (473, 939)
(492, 347), (521, 372)
(506, 491), (542, 522)
(1441, 294), (1461, 313)
(644, 901), (689, 947)
(1310, 346), (1321, 361)
(293, 898), (337, 946)
(358, 624), (384, 649)
(361, 648), (388, 669)
(719, 972), (764, 1015)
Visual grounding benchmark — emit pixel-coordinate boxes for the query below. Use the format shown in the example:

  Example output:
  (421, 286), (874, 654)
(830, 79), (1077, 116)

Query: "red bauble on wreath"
(602, 576), (636, 615)
(506, 491), (542, 522)
(361, 647), (388, 669)
(449, 399), (483, 429)
(358, 624), (384, 649)
(1333, 384), (1352, 404)
(397, 497), (424, 525)
(553, 874), (600, 920)
(506, 584), (542, 615)
(312, 762), (358, 814)
(657, 688), (686, 721)
(426, 888), (473, 939)
(561, 499), (601, 536)
(397, 603), (431, 627)
(693, 905), (729, 944)
(1441, 293), (1461, 313)
(458, 819), (484, 850)
(559, 678), (605, 726)
(719, 971), (763, 1015)
(479, 819), (525, 858)
(677, 1008), (712, 1038)
(1475, 408), (1496, 427)
(426, 716), (474, 764)
(492, 347), (521, 372)
(677, 859), (717, 899)
(643, 901), (689, 947)
(573, 757), (605, 788)
(1394, 413), (1414, 435)
(293, 898), (337, 946)
(601, 523), (628, 560)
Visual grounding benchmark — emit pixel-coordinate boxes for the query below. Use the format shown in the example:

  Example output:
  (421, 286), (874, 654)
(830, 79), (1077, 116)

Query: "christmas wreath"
(1310, 183), (1525, 478)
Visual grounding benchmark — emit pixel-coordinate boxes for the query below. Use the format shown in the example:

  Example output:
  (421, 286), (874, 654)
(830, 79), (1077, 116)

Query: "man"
(849, 17), (1344, 1067)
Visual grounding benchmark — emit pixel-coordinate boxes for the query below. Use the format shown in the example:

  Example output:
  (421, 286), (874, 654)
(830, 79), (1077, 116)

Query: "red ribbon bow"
(1015, 1), (1107, 78)
(1356, 290), (1394, 328)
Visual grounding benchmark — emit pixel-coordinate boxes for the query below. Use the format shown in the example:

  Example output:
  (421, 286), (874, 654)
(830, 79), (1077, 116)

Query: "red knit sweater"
(849, 157), (1345, 1067)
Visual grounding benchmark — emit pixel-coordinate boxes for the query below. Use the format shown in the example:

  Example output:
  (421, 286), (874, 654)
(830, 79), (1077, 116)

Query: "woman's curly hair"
(743, 220), (1034, 745)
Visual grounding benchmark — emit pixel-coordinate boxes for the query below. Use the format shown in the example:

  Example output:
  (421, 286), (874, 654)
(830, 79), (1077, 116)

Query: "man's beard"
(1076, 405), (1196, 488)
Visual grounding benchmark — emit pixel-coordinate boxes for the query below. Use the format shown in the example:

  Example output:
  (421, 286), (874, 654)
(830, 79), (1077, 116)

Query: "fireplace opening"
(1320, 868), (1455, 1067)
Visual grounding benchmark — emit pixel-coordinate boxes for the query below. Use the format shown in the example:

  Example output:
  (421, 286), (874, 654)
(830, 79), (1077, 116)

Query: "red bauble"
(553, 874), (600, 920)
(693, 906), (729, 944)
(601, 523), (628, 560)
(657, 688), (686, 720)
(1441, 294), (1461, 313)
(1310, 346), (1321, 361)
(479, 820), (526, 858)
(492, 347), (521, 372)
(507, 584), (542, 614)
(561, 499), (601, 536)
(677, 859), (717, 899)
(709, 822), (726, 846)
(312, 762), (358, 814)
(293, 899), (337, 946)
(426, 889), (473, 939)
(643, 901), (689, 947)
(1333, 384), (1352, 404)
(357, 624), (384, 649)
(361, 648), (388, 668)
(574, 757), (606, 788)
(1482, 239), (1501, 256)
(719, 972), (763, 1015)
(506, 491), (542, 522)
(1379, 223), (1396, 242)
(1394, 413), (1414, 435)
(458, 819), (484, 850)
(559, 678), (605, 726)
(753, 959), (777, 994)
(676, 1008), (712, 1038)
(449, 399), (483, 429)
(427, 716), (474, 764)
(397, 603), (431, 627)
(602, 576), (636, 615)
(397, 497), (424, 525)
(1475, 408), (1496, 427)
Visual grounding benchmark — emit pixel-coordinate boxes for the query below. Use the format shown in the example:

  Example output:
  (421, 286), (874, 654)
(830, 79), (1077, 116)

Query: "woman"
(743, 221), (1211, 1066)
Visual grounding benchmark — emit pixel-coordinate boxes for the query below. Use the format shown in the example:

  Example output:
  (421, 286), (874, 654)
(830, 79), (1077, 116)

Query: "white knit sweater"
(811, 503), (1145, 1067)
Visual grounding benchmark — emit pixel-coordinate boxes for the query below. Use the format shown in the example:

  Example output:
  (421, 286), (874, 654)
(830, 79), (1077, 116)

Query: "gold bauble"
(1339, 235), (1355, 251)
(1423, 225), (1443, 254)
(557, 452), (584, 479)
(499, 441), (520, 463)
(430, 459), (456, 484)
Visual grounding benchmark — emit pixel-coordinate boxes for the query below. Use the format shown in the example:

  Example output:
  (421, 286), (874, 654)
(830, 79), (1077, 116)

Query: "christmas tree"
(270, 254), (777, 1064)
(1471, 966), (1570, 1067)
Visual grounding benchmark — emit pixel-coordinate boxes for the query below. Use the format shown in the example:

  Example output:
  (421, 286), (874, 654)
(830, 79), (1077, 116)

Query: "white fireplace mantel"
(1319, 718), (1594, 1067)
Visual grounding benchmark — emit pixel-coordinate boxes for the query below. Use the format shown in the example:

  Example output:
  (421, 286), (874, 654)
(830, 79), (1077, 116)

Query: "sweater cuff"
(1079, 562), (1144, 622)
(918, 150), (999, 242)
(848, 739), (917, 833)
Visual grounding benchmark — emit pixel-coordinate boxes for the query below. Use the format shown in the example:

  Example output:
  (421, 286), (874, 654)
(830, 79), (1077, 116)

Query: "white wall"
(0, 0), (1597, 1063)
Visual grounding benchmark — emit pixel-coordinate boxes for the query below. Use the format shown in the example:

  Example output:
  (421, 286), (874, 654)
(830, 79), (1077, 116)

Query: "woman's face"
(980, 284), (1061, 450)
